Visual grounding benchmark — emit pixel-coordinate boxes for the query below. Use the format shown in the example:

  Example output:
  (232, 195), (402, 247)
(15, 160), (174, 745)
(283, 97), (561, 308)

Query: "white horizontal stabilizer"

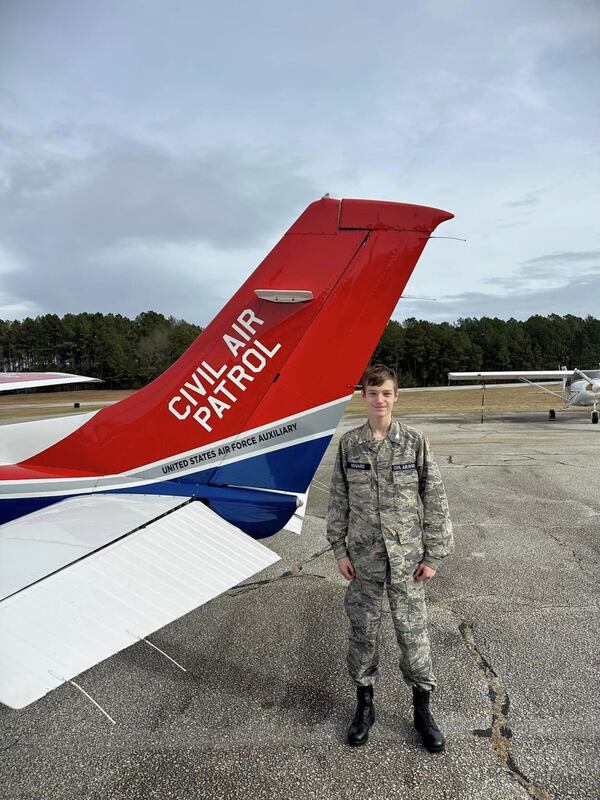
(0, 372), (101, 392)
(0, 412), (99, 465)
(0, 494), (188, 600)
(0, 497), (280, 709)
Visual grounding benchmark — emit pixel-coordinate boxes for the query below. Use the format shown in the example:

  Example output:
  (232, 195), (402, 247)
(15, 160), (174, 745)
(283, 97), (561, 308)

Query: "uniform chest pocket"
(347, 469), (371, 487)
(391, 467), (419, 510)
(347, 465), (371, 513)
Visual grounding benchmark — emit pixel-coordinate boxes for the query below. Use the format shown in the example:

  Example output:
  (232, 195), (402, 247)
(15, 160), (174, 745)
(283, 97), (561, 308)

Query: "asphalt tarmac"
(1, 411), (599, 800)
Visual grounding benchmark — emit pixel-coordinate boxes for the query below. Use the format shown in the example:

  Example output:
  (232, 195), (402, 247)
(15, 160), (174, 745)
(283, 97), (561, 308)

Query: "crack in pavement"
(226, 546), (333, 596)
(433, 596), (598, 614)
(454, 461), (582, 468)
(459, 622), (553, 800)
(226, 572), (328, 596)
(544, 531), (598, 573)
(0, 736), (23, 753)
(299, 545), (333, 568)
(442, 451), (584, 469)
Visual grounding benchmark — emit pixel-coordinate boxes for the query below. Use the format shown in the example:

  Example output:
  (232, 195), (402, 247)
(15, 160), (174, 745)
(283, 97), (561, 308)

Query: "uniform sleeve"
(326, 438), (350, 560)
(417, 436), (454, 570)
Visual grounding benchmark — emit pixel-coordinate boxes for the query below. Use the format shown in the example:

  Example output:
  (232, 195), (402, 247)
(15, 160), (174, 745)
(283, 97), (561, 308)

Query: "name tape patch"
(347, 462), (371, 471)
(392, 462), (417, 472)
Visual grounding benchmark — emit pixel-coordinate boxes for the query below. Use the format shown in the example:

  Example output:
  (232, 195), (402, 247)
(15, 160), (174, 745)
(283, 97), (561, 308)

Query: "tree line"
(1, 312), (598, 389)
(0, 312), (202, 389)
(371, 314), (600, 386)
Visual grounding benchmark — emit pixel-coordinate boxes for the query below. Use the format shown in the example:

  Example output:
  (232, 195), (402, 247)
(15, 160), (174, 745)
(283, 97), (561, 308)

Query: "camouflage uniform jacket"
(326, 419), (454, 581)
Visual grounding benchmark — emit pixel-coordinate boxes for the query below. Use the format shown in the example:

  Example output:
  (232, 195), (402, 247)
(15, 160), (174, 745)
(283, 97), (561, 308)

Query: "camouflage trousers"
(344, 561), (436, 692)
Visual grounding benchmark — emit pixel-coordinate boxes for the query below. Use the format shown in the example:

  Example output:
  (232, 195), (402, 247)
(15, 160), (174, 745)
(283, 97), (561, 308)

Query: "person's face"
(362, 379), (398, 422)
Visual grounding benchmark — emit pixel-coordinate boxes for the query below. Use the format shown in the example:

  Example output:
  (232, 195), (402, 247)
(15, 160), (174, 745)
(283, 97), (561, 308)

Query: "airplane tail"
(18, 197), (453, 496)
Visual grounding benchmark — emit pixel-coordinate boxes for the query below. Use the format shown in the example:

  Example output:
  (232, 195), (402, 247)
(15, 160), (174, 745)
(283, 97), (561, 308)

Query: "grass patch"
(0, 384), (571, 423)
(0, 390), (134, 422)
(346, 384), (565, 415)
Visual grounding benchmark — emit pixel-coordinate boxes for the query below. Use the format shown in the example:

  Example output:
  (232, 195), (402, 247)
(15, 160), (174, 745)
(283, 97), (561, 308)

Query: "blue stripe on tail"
(206, 435), (333, 493)
(0, 436), (332, 534)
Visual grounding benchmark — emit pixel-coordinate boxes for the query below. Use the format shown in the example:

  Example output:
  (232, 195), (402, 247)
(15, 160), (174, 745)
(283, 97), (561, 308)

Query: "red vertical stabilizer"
(20, 197), (453, 476)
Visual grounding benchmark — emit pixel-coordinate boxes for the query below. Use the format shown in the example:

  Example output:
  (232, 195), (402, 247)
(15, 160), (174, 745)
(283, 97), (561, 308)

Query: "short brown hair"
(361, 363), (398, 391)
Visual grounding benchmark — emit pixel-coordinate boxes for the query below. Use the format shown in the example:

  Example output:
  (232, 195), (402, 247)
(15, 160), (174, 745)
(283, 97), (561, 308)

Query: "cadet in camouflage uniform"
(326, 364), (453, 750)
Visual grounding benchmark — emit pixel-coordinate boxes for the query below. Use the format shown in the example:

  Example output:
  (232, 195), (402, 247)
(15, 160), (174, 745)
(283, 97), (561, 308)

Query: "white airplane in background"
(448, 367), (600, 424)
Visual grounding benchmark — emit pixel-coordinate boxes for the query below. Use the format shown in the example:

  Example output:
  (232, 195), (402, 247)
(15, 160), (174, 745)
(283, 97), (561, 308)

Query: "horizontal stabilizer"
(0, 494), (188, 600)
(0, 498), (280, 709)
(0, 372), (101, 392)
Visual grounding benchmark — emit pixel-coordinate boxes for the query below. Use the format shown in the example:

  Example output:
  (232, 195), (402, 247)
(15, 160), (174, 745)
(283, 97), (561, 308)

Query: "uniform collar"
(358, 418), (402, 444)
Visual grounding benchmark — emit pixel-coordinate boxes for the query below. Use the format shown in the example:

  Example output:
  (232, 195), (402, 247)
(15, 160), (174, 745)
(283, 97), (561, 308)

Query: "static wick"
(426, 235), (467, 241)
(128, 632), (187, 673)
(49, 671), (117, 725)
(69, 680), (117, 724)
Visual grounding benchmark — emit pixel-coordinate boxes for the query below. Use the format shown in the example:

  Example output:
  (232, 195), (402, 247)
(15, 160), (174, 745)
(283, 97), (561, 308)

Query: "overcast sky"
(1, 0), (598, 325)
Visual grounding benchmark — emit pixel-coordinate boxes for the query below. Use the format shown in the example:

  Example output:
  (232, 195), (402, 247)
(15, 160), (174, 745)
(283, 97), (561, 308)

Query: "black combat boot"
(347, 685), (375, 747)
(412, 687), (445, 753)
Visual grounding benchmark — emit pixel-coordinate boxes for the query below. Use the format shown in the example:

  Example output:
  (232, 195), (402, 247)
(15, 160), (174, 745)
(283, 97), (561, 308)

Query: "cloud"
(505, 195), (540, 208)
(0, 134), (317, 321)
(480, 249), (600, 291)
(0, 1), (598, 328)
(1, 136), (314, 249)
(520, 250), (600, 267)
(396, 270), (600, 323)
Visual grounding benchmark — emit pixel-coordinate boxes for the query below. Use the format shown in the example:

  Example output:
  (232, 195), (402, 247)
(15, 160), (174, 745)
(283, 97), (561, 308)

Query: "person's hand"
(414, 563), (436, 581)
(337, 556), (356, 581)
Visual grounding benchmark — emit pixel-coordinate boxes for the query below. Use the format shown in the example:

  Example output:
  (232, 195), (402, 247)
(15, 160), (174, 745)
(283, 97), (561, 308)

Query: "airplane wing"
(0, 372), (101, 392)
(448, 370), (572, 382)
(0, 494), (279, 709)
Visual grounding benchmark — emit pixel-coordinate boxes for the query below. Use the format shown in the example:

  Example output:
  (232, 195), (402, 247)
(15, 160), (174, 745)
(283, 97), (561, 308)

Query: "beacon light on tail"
(0, 196), (453, 709)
